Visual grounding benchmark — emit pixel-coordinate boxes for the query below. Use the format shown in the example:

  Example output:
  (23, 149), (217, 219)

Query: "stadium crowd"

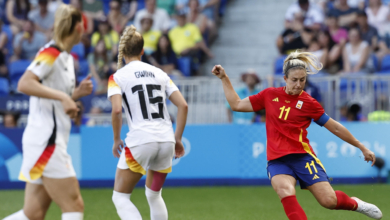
(0, 0), (224, 96)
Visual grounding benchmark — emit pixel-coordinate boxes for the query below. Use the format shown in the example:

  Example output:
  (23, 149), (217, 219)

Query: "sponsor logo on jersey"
(134, 71), (155, 78)
(312, 174), (319, 180)
(285, 100), (290, 103)
(272, 97), (279, 102)
(296, 100), (303, 109)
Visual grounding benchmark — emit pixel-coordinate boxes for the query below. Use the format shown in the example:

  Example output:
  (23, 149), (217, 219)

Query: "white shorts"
(18, 144), (76, 185)
(117, 142), (175, 175)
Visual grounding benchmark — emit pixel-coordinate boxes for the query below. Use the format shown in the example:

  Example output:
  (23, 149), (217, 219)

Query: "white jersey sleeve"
(27, 46), (61, 80)
(165, 74), (179, 98)
(107, 74), (122, 99)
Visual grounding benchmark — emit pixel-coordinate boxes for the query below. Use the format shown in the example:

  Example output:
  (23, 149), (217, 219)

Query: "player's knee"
(275, 184), (295, 199)
(319, 195), (337, 209)
(71, 195), (84, 212)
(28, 209), (46, 220)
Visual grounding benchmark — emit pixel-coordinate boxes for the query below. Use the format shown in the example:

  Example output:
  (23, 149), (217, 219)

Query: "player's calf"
(145, 186), (168, 220)
(317, 193), (337, 209)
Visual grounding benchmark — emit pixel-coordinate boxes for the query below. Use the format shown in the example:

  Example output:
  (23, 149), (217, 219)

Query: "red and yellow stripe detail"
(108, 75), (120, 89)
(33, 47), (61, 66)
(299, 129), (326, 171)
(29, 144), (56, 180)
(125, 147), (146, 175)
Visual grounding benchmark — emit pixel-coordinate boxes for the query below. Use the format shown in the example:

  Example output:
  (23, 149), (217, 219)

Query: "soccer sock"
(281, 195), (308, 220)
(3, 210), (30, 220)
(333, 190), (358, 211)
(112, 191), (142, 220)
(61, 212), (83, 220)
(145, 186), (168, 220)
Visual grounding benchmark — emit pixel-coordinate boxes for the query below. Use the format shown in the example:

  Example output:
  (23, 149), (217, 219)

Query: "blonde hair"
(53, 4), (82, 48)
(283, 51), (323, 77)
(117, 25), (144, 69)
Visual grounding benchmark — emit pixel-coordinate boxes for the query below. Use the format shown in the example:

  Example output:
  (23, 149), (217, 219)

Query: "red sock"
(334, 191), (358, 211)
(281, 195), (308, 220)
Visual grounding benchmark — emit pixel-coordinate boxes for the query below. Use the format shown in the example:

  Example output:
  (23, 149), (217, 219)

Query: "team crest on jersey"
(296, 100), (303, 109)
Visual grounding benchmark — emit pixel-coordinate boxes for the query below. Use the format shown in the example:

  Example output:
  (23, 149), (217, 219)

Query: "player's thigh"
(114, 168), (143, 194)
(307, 181), (337, 209)
(42, 176), (84, 212)
(23, 182), (52, 220)
(145, 170), (168, 191)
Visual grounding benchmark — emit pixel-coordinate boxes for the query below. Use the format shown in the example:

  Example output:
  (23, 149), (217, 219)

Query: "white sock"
(112, 191), (142, 220)
(145, 186), (168, 220)
(61, 212), (83, 220)
(3, 210), (29, 220)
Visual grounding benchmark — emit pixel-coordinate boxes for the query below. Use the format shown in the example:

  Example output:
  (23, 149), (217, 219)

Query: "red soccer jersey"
(249, 87), (325, 161)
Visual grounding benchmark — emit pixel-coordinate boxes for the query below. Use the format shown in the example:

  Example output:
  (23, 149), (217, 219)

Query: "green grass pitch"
(0, 184), (389, 219)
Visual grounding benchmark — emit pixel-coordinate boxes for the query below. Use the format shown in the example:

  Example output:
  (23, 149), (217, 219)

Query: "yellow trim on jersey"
(299, 129), (326, 172)
(299, 90), (304, 96)
(18, 172), (29, 182)
(157, 166), (172, 174)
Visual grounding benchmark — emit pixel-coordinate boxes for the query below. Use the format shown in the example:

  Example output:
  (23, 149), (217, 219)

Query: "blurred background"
(1, 0), (390, 219)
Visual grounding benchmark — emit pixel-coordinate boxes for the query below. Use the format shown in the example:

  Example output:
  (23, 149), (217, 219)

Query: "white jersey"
(107, 60), (179, 147)
(23, 40), (76, 148)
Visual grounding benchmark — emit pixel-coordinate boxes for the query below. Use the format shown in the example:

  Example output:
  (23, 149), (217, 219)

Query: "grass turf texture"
(0, 184), (389, 220)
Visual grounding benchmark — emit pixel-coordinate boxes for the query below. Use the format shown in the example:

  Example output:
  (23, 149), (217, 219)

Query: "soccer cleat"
(351, 197), (382, 220)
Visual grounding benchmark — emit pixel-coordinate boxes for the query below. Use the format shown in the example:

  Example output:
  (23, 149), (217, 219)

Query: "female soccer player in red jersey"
(212, 51), (382, 220)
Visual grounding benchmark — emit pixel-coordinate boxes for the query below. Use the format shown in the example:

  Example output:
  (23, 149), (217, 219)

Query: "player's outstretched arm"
(110, 94), (124, 158)
(18, 70), (79, 118)
(169, 91), (188, 158)
(324, 118), (376, 166)
(212, 65), (254, 112)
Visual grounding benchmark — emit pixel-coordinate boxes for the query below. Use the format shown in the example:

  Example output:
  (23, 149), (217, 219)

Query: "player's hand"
(175, 139), (185, 159)
(75, 75), (93, 98)
(362, 148), (376, 166)
(211, 65), (226, 79)
(112, 139), (124, 158)
(61, 96), (79, 118)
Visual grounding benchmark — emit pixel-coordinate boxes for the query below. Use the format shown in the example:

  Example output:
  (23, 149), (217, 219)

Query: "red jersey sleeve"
(308, 97), (325, 121)
(249, 89), (268, 112)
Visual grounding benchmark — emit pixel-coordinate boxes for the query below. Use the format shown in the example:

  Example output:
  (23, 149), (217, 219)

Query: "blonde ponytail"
(283, 51), (323, 76)
(53, 4), (82, 48)
(117, 25), (144, 69)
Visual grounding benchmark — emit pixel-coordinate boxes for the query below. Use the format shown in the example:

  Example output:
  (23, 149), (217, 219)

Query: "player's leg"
(41, 177), (84, 220)
(3, 182), (52, 220)
(113, 168), (143, 220)
(308, 182), (382, 219)
(144, 142), (174, 220)
(268, 156), (307, 220)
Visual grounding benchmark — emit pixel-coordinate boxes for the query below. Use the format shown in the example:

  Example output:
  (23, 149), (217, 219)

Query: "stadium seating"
(274, 55), (286, 75)
(1, 25), (13, 59)
(9, 60), (31, 90)
(379, 54), (390, 74)
(0, 78), (9, 96)
(78, 60), (90, 77)
(177, 57), (191, 77)
(71, 43), (85, 60)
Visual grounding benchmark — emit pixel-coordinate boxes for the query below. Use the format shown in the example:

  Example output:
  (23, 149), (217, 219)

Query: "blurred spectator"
(226, 70), (261, 124)
(307, 37), (327, 66)
(318, 30), (342, 73)
(140, 15), (161, 55)
(108, 0), (127, 33)
(253, 110), (266, 123)
(348, 0), (365, 10)
(340, 102), (365, 121)
(6, 0), (30, 33)
(368, 96), (390, 121)
(328, 0), (358, 27)
(176, 0), (220, 21)
(70, 0), (94, 34)
(327, 14), (348, 45)
(303, 78), (322, 103)
(157, 0), (176, 16)
(149, 34), (180, 76)
(187, 0), (211, 35)
(357, 10), (389, 59)
(0, 52), (7, 77)
(134, 0), (171, 32)
(277, 12), (313, 54)
(28, 0), (54, 39)
(285, 0), (324, 30)
(48, 0), (62, 13)
(1, 111), (20, 128)
(86, 106), (103, 126)
(342, 28), (370, 73)
(119, 0), (138, 25)
(88, 40), (110, 94)
(169, 10), (213, 58)
(91, 18), (119, 58)
(12, 20), (46, 60)
(365, 0), (390, 37)
(82, 0), (104, 20)
(0, 21), (8, 77)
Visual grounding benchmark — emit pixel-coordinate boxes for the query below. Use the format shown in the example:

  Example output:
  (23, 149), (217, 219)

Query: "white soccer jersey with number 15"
(107, 60), (179, 148)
